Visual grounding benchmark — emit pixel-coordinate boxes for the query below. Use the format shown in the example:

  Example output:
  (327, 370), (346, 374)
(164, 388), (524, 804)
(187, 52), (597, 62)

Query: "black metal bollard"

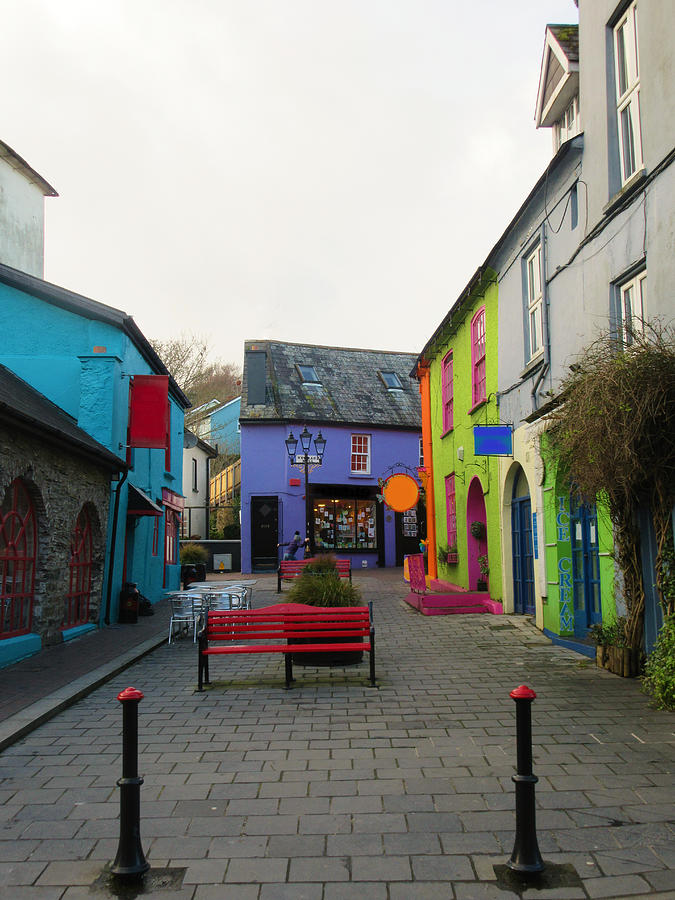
(507, 685), (545, 876)
(111, 687), (150, 879)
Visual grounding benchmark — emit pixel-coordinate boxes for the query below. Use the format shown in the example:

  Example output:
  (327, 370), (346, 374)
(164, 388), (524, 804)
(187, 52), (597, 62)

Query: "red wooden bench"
(277, 558), (352, 592)
(197, 601), (375, 690)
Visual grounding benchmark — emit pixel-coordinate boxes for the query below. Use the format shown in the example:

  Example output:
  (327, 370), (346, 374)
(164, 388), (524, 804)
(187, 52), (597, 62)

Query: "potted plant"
(438, 543), (458, 565)
(477, 554), (489, 591)
(179, 541), (209, 587)
(470, 520), (486, 540)
(589, 616), (639, 677)
(286, 554), (364, 665)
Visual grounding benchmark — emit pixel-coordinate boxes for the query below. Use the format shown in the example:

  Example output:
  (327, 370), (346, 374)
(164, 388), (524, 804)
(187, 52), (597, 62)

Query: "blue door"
(512, 468), (535, 615)
(570, 496), (601, 634)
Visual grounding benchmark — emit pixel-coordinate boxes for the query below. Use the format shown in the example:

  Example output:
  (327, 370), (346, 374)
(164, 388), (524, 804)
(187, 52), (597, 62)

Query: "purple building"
(240, 340), (423, 573)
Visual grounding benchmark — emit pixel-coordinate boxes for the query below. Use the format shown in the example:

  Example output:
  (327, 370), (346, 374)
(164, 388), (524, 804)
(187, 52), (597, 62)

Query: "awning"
(127, 484), (163, 517)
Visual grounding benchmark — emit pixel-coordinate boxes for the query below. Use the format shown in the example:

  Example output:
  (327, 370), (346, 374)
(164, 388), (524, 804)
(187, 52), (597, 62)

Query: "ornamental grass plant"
(287, 553), (362, 607)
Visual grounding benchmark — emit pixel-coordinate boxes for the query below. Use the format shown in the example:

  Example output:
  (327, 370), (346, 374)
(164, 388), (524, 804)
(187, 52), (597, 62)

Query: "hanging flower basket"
(470, 521), (486, 540)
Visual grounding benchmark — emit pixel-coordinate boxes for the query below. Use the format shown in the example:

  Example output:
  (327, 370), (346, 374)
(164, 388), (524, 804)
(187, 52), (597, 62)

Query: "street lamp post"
(285, 426), (327, 552)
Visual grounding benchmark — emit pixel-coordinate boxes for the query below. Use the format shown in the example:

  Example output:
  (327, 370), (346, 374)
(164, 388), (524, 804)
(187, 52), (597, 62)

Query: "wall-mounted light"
(457, 446), (464, 461)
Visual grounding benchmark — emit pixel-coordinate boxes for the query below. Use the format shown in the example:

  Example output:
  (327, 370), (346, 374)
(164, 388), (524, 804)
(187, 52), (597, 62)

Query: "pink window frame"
(0, 478), (37, 639)
(445, 474), (457, 548)
(64, 506), (93, 629)
(441, 351), (454, 432)
(471, 307), (487, 407)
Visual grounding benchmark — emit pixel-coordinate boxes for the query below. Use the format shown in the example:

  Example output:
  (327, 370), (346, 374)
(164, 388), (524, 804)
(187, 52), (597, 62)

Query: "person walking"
(278, 531), (304, 561)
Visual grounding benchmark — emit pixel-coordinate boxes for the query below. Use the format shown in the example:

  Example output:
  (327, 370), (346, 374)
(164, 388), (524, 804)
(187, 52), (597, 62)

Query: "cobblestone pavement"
(0, 570), (673, 899)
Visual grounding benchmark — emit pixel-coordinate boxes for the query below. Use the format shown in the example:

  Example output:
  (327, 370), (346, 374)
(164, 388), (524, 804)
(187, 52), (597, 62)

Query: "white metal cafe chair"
(204, 586), (250, 611)
(168, 591), (205, 643)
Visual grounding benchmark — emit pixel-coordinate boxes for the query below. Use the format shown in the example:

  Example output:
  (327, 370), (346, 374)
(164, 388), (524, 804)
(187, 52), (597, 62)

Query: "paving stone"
(583, 873), (653, 897)
(411, 853), (474, 880)
(288, 855), (349, 881)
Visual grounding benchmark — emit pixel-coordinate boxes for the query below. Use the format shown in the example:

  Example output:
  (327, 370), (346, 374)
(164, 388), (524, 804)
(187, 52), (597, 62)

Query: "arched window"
(0, 479), (37, 639)
(64, 506), (93, 628)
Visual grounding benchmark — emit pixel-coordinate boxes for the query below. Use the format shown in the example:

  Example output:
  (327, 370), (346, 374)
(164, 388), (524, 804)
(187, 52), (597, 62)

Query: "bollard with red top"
(507, 684), (545, 876)
(111, 687), (150, 879)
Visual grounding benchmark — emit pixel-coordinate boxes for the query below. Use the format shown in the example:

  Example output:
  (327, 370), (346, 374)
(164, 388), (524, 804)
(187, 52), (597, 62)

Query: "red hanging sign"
(128, 375), (169, 449)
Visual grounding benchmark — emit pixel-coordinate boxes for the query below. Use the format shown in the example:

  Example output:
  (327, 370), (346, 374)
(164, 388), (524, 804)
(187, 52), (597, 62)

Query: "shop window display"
(313, 499), (377, 551)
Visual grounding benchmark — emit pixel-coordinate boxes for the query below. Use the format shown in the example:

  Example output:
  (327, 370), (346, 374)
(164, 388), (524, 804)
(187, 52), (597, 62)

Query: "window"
(313, 498), (377, 550)
(617, 269), (646, 344)
(419, 437), (424, 468)
(554, 96), (580, 150)
(380, 371), (402, 390)
(471, 307), (487, 407)
(350, 434), (371, 474)
(441, 351), (453, 432)
(0, 478), (36, 638)
(526, 245), (544, 359)
(64, 507), (93, 629)
(445, 474), (457, 549)
(191, 458), (198, 492)
(297, 364), (320, 384)
(614, 1), (642, 184)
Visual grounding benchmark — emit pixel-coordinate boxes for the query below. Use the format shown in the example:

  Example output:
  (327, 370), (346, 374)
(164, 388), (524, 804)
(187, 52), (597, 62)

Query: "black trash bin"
(119, 582), (140, 624)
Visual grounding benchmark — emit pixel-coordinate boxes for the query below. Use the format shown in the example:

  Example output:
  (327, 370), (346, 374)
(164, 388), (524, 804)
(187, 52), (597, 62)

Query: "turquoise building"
(0, 263), (189, 665)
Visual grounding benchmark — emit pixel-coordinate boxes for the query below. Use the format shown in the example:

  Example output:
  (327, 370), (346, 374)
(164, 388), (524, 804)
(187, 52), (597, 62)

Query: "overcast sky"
(3, 0), (578, 371)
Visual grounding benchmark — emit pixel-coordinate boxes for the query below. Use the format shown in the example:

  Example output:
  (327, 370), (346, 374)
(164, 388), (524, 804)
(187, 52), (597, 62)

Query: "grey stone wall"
(0, 426), (111, 646)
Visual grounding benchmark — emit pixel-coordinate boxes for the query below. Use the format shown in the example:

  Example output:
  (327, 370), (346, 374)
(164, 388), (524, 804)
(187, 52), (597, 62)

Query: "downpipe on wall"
(105, 469), (128, 625)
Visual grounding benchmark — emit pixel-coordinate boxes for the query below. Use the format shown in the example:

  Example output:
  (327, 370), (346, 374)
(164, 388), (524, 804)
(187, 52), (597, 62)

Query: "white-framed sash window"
(614, 1), (642, 185)
(618, 270), (646, 344)
(527, 245), (544, 359)
(350, 433), (371, 474)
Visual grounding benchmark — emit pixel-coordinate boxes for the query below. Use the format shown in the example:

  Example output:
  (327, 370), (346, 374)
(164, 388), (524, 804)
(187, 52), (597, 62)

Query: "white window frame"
(554, 96), (580, 151)
(419, 437), (424, 468)
(614, 1), (642, 185)
(617, 270), (646, 344)
(526, 245), (544, 360)
(350, 433), (371, 475)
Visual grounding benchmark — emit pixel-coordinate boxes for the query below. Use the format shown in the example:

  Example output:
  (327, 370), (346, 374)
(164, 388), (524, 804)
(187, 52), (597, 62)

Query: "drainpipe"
(105, 469), (128, 625)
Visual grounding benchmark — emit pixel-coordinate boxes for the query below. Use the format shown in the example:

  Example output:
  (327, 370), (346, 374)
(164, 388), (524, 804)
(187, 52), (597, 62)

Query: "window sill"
(349, 473), (372, 479)
(520, 353), (545, 380)
(469, 399), (487, 415)
(441, 427), (454, 439)
(604, 167), (646, 216)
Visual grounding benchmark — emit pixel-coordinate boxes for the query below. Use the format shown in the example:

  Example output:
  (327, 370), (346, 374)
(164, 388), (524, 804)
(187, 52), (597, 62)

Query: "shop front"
(309, 484), (385, 568)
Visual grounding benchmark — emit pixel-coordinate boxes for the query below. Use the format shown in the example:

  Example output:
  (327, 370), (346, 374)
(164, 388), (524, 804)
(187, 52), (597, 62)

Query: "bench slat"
(202, 641), (371, 655)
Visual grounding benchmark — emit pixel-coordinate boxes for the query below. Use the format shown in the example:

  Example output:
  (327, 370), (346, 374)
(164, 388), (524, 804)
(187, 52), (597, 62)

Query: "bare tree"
(151, 332), (241, 420)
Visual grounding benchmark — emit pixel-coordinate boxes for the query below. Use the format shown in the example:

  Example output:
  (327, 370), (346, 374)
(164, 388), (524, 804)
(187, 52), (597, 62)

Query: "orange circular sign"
(382, 473), (420, 512)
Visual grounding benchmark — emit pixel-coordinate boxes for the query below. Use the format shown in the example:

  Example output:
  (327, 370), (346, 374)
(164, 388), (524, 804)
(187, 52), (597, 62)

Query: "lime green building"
(418, 268), (503, 601)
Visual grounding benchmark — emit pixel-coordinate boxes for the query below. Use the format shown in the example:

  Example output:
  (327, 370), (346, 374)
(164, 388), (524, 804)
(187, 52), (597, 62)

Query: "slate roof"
(549, 24), (579, 62)
(241, 340), (421, 430)
(0, 364), (127, 471)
